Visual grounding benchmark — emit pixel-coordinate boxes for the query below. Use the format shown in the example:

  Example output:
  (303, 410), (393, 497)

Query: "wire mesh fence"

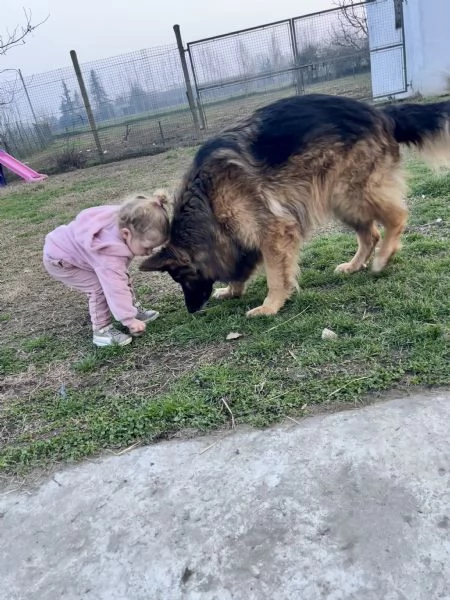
(188, 1), (406, 131)
(0, 44), (197, 173)
(0, 1), (406, 175)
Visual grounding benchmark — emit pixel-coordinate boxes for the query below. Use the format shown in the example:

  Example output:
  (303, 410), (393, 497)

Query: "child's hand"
(128, 318), (146, 335)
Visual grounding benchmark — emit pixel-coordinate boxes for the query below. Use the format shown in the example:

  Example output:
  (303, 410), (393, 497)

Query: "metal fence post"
(173, 24), (200, 140)
(288, 19), (303, 95)
(18, 69), (46, 148)
(186, 48), (207, 130)
(70, 50), (104, 160)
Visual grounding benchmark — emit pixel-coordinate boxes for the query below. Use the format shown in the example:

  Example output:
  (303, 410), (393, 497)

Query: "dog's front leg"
(213, 281), (247, 300)
(213, 253), (262, 302)
(246, 228), (301, 317)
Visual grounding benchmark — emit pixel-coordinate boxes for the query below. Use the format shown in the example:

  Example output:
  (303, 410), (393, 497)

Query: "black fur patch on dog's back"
(382, 101), (449, 146)
(193, 138), (242, 169)
(250, 94), (380, 167)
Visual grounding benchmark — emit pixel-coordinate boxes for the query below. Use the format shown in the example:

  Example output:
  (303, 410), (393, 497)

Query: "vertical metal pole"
(173, 24), (200, 139)
(18, 69), (45, 147)
(158, 121), (166, 146)
(288, 19), (302, 95)
(18, 69), (38, 125)
(399, 0), (408, 94)
(187, 47), (207, 130)
(70, 50), (104, 160)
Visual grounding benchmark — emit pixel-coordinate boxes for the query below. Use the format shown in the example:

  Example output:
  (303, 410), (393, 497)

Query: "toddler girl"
(43, 191), (170, 347)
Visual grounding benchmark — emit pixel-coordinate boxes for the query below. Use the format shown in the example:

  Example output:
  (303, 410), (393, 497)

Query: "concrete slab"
(1, 392), (449, 600)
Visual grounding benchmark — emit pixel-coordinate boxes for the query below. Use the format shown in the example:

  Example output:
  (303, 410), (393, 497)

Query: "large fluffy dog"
(140, 94), (450, 317)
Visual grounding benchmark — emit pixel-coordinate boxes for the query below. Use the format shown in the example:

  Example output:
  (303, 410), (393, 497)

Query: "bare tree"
(332, 0), (403, 46)
(235, 40), (254, 94)
(0, 8), (48, 56)
(331, 0), (369, 51)
(198, 47), (223, 83)
(236, 40), (254, 77)
(1, 9), (48, 112)
(0, 75), (20, 107)
(269, 33), (284, 71)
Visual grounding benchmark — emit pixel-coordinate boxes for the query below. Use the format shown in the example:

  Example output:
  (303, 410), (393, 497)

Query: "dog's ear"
(139, 245), (189, 272)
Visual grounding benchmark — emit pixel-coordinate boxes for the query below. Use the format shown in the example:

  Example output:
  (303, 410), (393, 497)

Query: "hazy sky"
(2, 0), (334, 75)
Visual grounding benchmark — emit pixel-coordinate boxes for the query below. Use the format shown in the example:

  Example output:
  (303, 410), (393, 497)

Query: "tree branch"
(333, 0), (368, 34)
(331, 0), (369, 51)
(0, 8), (49, 55)
(0, 72), (20, 107)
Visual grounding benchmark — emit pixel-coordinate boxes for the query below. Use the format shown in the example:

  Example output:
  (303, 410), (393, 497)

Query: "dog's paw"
(246, 305), (278, 318)
(213, 286), (233, 300)
(334, 262), (366, 274)
(371, 256), (385, 273)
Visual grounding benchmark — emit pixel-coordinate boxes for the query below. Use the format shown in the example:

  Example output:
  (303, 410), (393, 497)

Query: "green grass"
(0, 179), (112, 223)
(1, 158), (450, 475)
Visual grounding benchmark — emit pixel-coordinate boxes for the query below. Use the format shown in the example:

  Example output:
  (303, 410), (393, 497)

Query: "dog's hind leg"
(246, 223), (301, 317)
(335, 222), (381, 274)
(372, 203), (408, 272)
(370, 173), (408, 272)
(334, 167), (407, 274)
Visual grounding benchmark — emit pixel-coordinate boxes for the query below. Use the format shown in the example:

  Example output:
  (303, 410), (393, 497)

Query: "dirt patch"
(0, 361), (81, 404)
(109, 342), (230, 397)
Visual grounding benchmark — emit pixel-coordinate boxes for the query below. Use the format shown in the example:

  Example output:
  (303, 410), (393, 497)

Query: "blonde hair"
(118, 190), (170, 239)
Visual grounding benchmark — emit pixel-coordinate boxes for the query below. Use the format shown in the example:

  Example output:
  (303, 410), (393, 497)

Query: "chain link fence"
(0, 44), (197, 173)
(188, 1), (406, 131)
(0, 1), (406, 175)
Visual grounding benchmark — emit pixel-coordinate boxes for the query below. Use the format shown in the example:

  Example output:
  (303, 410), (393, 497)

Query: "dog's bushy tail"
(382, 101), (450, 166)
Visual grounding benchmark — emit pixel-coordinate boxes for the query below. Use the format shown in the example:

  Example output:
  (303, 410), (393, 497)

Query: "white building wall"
(367, 0), (405, 97)
(367, 0), (450, 99)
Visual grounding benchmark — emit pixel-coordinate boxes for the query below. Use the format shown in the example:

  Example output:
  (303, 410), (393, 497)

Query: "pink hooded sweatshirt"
(43, 205), (138, 326)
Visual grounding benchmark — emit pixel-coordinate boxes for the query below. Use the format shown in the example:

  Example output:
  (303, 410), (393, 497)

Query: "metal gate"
(366, 0), (407, 98)
(186, 0), (407, 133)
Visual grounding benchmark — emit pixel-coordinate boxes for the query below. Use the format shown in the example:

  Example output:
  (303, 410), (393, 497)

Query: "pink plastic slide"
(0, 149), (47, 183)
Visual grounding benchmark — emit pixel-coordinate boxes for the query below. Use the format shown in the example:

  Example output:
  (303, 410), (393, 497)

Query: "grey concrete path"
(1, 392), (449, 600)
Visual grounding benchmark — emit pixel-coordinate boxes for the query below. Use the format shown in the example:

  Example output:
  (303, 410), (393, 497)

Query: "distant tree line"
(56, 70), (187, 131)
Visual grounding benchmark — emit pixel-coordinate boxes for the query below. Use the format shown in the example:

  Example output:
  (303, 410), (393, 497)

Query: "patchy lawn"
(1, 148), (449, 478)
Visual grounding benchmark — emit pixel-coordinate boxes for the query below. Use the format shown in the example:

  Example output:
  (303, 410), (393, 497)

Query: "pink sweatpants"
(43, 257), (119, 330)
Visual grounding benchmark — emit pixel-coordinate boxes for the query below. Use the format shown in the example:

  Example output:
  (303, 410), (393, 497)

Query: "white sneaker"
(136, 308), (159, 323)
(93, 325), (132, 347)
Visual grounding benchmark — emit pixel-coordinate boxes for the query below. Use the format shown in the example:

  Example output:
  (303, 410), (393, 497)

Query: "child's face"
(122, 228), (167, 256)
